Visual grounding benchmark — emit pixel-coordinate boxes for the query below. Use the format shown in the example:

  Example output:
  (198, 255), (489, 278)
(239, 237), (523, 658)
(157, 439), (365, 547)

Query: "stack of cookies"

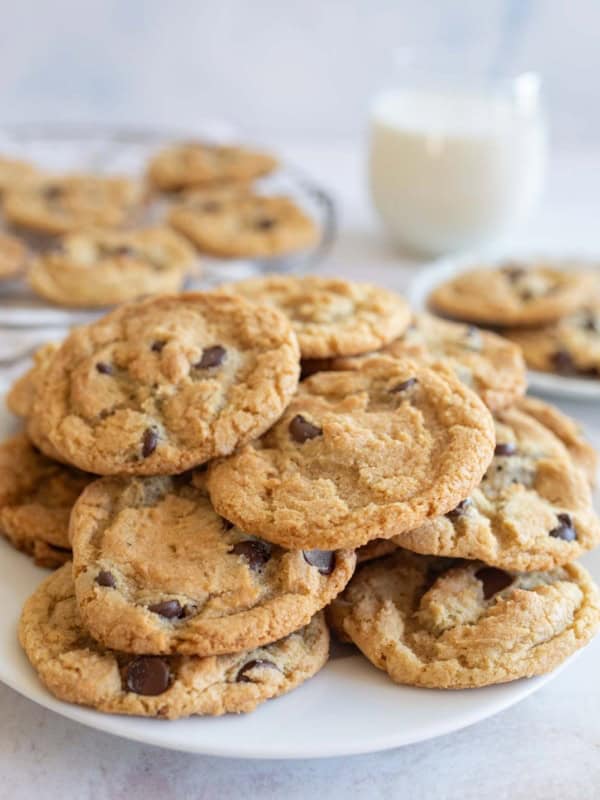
(0, 141), (318, 309)
(3, 274), (600, 719)
(429, 260), (600, 380)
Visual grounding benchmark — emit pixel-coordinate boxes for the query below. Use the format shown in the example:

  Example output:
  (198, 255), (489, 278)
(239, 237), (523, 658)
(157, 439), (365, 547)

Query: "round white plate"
(0, 404), (596, 759)
(408, 250), (600, 402)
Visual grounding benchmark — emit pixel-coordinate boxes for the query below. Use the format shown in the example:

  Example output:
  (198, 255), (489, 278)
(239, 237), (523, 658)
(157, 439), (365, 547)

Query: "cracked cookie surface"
(393, 407), (600, 571)
(19, 564), (329, 718)
(222, 275), (411, 359)
(29, 227), (195, 307)
(0, 433), (92, 567)
(328, 314), (526, 411)
(329, 549), (600, 688)
(429, 263), (593, 328)
(516, 395), (597, 486)
(208, 356), (495, 550)
(71, 473), (355, 655)
(30, 292), (300, 475)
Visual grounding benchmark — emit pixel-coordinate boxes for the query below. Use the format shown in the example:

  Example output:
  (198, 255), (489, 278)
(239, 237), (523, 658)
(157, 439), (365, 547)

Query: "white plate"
(408, 250), (600, 402)
(0, 403), (596, 760)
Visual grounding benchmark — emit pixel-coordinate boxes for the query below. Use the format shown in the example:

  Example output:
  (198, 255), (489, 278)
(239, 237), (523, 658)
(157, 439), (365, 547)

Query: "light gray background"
(0, 0), (596, 146)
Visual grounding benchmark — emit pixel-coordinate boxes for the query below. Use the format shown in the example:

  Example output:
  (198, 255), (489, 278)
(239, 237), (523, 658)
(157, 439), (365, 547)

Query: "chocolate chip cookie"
(3, 174), (142, 234)
(0, 232), (27, 280)
(329, 549), (600, 688)
(0, 155), (39, 191)
(6, 343), (59, 419)
(222, 276), (411, 359)
(20, 564), (329, 718)
(516, 396), (597, 486)
(429, 263), (593, 328)
(30, 292), (300, 475)
(28, 227), (196, 308)
(207, 356), (495, 550)
(393, 407), (600, 571)
(0, 433), (92, 567)
(169, 192), (318, 258)
(329, 314), (526, 411)
(71, 473), (355, 655)
(506, 304), (600, 378)
(147, 141), (277, 191)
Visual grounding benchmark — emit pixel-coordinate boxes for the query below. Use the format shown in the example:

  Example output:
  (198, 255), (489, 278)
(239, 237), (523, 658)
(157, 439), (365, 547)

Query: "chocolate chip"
(43, 184), (63, 201)
(141, 427), (158, 458)
(520, 290), (534, 302)
(95, 362), (113, 375)
(95, 570), (116, 588)
(236, 659), (280, 683)
(446, 498), (472, 520)
(549, 512), (577, 542)
(494, 442), (517, 456)
(255, 217), (276, 230)
(148, 599), (183, 619)
(195, 345), (226, 369)
(289, 414), (322, 443)
(551, 350), (576, 374)
(303, 549), (336, 575)
(113, 245), (135, 257)
(151, 340), (166, 353)
(391, 377), (418, 393)
(503, 264), (525, 282)
(476, 567), (513, 599)
(125, 656), (170, 696)
(582, 312), (600, 333)
(230, 540), (272, 570)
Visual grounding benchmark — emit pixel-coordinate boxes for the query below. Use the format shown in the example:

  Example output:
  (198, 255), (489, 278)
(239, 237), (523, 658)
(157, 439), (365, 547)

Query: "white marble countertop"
(2, 140), (600, 800)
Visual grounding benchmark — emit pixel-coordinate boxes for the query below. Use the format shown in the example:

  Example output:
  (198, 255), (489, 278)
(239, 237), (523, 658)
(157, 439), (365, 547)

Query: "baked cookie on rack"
(207, 356), (495, 550)
(3, 174), (143, 234)
(428, 262), (593, 327)
(169, 192), (317, 258)
(329, 549), (600, 688)
(71, 473), (355, 655)
(30, 292), (300, 475)
(20, 564), (329, 718)
(28, 227), (196, 307)
(0, 155), (39, 192)
(147, 141), (277, 191)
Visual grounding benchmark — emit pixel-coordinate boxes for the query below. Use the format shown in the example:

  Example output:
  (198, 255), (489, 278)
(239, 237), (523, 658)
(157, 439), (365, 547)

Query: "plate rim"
(408, 248), (600, 402)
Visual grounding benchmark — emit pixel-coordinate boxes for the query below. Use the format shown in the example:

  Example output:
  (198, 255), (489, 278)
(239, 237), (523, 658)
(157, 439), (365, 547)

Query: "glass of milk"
(368, 53), (548, 256)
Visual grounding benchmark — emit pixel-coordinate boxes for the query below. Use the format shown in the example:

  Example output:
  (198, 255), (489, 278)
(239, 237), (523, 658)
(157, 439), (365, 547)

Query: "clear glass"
(368, 48), (548, 256)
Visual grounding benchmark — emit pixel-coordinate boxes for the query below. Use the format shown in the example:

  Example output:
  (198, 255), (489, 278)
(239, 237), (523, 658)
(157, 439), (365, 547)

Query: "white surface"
(0, 1), (599, 148)
(369, 85), (547, 254)
(2, 141), (600, 797)
(408, 251), (600, 401)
